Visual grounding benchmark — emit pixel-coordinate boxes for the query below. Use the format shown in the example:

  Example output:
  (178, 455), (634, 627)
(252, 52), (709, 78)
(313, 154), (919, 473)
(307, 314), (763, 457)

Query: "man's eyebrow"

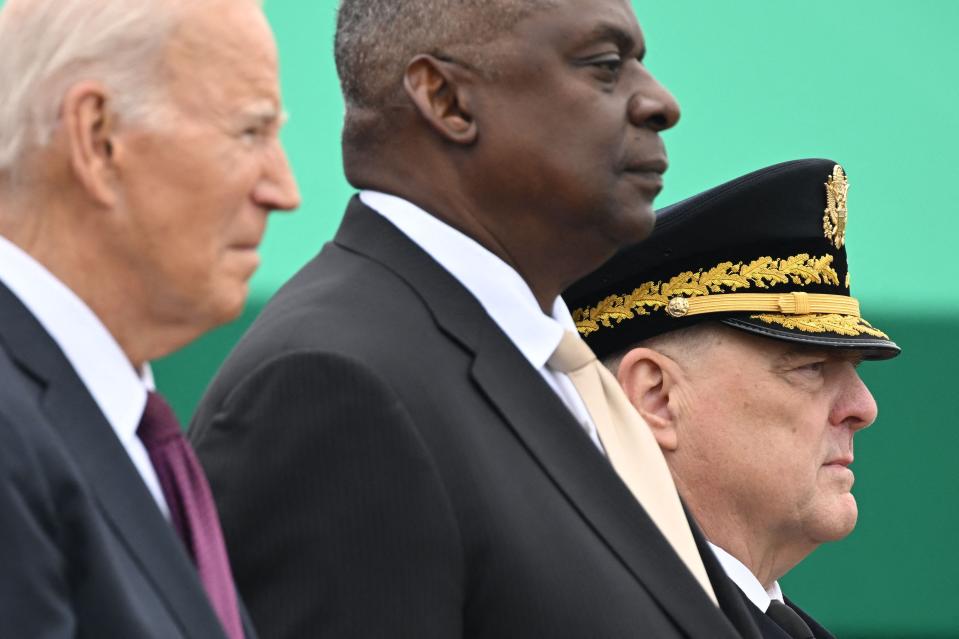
(240, 100), (282, 125)
(779, 346), (827, 360)
(581, 22), (642, 57)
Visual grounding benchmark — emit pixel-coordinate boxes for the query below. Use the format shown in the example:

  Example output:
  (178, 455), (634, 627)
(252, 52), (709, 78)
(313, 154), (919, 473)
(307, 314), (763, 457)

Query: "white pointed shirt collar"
(708, 541), (784, 612)
(359, 190), (573, 367)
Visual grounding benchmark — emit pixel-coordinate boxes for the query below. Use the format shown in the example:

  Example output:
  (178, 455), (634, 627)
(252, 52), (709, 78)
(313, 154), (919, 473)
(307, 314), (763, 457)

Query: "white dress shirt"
(0, 234), (169, 517)
(708, 542), (784, 612)
(360, 190), (604, 451)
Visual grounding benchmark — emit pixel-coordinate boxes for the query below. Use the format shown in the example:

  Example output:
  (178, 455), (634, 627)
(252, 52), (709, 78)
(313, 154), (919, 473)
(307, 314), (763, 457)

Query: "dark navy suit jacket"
(0, 280), (255, 639)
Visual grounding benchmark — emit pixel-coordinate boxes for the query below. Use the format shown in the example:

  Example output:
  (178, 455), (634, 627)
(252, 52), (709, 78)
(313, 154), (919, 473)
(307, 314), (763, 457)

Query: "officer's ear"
(403, 54), (478, 145)
(616, 347), (680, 452)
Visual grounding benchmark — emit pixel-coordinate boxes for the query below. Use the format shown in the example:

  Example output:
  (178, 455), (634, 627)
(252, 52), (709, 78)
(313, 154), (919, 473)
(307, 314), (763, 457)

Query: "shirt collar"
(360, 191), (573, 369)
(0, 234), (151, 444)
(708, 542), (784, 612)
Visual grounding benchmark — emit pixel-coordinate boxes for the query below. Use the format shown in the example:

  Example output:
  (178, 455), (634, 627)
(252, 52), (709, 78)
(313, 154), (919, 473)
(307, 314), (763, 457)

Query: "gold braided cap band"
(571, 252), (891, 342)
(665, 291), (860, 319)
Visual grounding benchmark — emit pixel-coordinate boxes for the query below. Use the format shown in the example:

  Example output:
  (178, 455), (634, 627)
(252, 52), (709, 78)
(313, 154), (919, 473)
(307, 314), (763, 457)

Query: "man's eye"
(240, 125), (268, 144)
(796, 361), (826, 374)
(591, 54), (622, 73)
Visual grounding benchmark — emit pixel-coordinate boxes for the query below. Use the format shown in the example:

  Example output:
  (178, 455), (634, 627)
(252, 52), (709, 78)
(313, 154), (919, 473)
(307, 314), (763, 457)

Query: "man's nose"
(255, 141), (301, 212)
(627, 68), (681, 132)
(832, 364), (879, 432)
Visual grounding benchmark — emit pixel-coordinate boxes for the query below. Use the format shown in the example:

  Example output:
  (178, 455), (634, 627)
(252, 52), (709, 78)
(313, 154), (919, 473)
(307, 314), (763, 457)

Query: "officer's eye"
(795, 361), (826, 374)
(589, 53), (623, 74)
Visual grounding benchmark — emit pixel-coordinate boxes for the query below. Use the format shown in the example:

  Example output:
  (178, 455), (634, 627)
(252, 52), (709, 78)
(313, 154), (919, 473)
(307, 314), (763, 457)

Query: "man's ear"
(617, 347), (679, 451)
(403, 54), (478, 145)
(61, 81), (119, 206)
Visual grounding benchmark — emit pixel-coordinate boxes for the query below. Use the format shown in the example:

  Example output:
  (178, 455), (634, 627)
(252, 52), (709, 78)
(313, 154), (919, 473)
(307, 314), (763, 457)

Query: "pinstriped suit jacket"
(191, 197), (763, 639)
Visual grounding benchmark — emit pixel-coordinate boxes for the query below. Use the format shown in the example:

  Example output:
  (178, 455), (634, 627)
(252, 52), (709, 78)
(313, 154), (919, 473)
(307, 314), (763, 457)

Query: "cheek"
(179, 172), (259, 258)
(768, 416), (835, 512)
(694, 382), (813, 473)
(509, 93), (622, 181)
(146, 187), (250, 300)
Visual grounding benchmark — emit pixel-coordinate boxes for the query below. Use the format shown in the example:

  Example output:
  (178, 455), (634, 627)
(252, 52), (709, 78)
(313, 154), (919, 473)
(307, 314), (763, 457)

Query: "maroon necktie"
(137, 391), (244, 639)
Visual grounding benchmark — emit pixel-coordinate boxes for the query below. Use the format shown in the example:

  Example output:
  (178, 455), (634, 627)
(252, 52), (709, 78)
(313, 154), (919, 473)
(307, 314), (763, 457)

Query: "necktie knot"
(548, 330), (597, 373)
(137, 391), (183, 446)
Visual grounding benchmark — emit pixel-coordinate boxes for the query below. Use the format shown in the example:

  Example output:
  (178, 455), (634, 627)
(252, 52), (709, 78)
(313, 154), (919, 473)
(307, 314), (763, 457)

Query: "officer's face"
(467, 0), (681, 253)
(666, 327), (877, 558)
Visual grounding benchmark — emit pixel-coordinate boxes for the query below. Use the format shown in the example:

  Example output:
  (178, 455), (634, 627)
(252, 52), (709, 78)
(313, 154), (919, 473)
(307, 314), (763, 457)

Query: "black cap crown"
(565, 159), (899, 360)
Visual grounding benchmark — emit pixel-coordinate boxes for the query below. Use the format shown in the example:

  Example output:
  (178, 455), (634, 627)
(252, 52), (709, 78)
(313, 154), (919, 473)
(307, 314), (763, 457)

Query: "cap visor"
(722, 315), (900, 360)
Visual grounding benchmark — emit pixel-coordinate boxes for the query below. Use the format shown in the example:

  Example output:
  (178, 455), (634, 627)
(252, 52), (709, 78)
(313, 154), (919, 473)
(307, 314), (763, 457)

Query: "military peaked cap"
(565, 158), (900, 360)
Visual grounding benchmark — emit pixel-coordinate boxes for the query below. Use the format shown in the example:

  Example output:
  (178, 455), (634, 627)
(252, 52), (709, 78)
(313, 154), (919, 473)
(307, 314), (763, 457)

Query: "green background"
(4, 0), (952, 636)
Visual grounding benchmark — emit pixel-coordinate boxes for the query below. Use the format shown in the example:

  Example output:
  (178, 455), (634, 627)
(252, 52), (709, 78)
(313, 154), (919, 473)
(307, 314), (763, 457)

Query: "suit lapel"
(735, 586), (834, 639)
(470, 330), (743, 638)
(737, 588), (792, 639)
(0, 282), (228, 639)
(691, 512), (764, 638)
(785, 596), (835, 639)
(335, 198), (742, 638)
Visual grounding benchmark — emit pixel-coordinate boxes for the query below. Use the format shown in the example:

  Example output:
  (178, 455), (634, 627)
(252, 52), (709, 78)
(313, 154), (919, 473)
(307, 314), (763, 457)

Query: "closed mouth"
(824, 456), (853, 467)
(624, 158), (668, 175)
(230, 239), (262, 251)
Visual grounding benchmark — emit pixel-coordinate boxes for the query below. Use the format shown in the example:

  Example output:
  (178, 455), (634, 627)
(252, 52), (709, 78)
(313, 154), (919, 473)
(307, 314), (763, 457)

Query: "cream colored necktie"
(548, 330), (717, 604)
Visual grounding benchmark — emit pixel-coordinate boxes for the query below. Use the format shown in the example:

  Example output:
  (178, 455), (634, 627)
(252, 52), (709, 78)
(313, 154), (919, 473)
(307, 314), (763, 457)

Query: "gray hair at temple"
(0, 0), (261, 178)
(334, 0), (556, 131)
(601, 322), (726, 377)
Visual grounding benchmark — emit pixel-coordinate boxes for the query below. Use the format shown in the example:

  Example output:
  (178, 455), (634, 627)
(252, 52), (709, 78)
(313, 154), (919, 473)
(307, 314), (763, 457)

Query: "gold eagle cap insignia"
(823, 165), (848, 249)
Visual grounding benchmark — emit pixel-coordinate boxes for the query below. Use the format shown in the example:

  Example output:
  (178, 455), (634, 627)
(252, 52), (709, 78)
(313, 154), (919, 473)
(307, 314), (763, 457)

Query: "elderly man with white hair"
(0, 0), (299, 637)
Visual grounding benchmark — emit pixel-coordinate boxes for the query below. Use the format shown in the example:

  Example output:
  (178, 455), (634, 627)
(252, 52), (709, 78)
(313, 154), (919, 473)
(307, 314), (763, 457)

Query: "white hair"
(0, 0), (261, 176)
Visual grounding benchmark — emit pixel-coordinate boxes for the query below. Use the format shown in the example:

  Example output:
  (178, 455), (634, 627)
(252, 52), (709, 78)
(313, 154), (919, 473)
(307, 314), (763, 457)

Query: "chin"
(221, 293), (248, 323)
(208, 282), (250, 326)
(608, 205), (656, 247)
(810, 493), (859, 542)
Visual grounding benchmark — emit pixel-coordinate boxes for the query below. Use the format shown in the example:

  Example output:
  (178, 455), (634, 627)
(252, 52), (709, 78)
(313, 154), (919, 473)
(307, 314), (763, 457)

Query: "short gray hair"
(334, 0), (556, 111)
(0, 0), (260, 175)
(601, 322), (726, 375)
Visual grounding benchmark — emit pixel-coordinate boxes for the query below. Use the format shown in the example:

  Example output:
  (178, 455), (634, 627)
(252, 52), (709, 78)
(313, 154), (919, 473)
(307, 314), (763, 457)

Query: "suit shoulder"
(261, 240), (430, 337)
(191, 349), (415, 445)
(221, 349), (402, 412)
(195, 247), (448, 416)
